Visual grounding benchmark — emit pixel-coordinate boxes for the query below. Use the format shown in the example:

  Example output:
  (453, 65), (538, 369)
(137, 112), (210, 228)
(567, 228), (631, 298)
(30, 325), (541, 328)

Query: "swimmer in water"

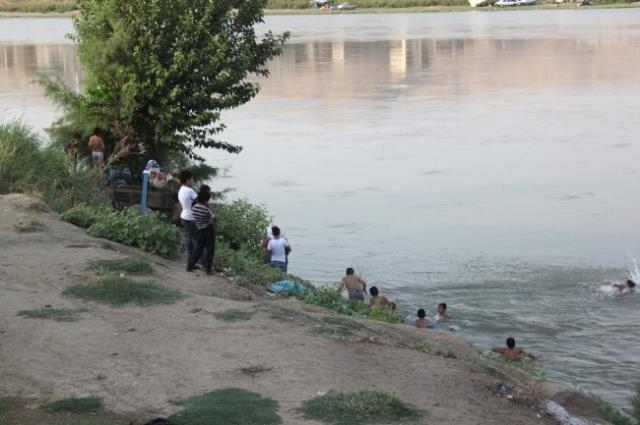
(436, 303), (449, 321)
(492, 337), (536, 361)
(601, 279), (636, 294)
(415, 308), (429, 328)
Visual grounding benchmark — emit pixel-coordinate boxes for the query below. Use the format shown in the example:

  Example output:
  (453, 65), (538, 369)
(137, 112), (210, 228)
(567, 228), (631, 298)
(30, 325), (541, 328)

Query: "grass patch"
(214, 308), (256, 322)
(308, 324), (356, 338)
(41, 397), (103, 414)
(88, 257), (153, 275)
(301, 390), (421, 425)
(63, 276), (184, 306)
(17, 307), (88, 322)
(170, 388), (281, 425)
(257, 303), (307, 321)
(308, 315), (370, 338)
(320, 315), (365, 331)
(0, 397), (11, 416)
(14, 219), (44, 233)
(597, 397), (634, 425)
(100, 242), (116, 251)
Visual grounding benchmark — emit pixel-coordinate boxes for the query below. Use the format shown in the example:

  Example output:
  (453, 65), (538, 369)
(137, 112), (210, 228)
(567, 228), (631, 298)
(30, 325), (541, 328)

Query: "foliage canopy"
(45, 0), (289, 163)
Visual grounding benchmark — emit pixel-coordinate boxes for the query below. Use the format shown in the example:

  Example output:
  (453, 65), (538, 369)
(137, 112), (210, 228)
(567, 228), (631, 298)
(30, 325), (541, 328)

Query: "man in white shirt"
(267, 226), (291, 273)
(178, 170), (198, 266)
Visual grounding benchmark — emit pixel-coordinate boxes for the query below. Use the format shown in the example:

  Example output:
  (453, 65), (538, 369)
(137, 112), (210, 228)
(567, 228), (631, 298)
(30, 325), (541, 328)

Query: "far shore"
(0, 2), (638, 18)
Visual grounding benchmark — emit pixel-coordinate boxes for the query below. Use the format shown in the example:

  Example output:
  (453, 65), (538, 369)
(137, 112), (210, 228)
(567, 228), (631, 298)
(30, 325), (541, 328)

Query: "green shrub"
(301, 390), (421, 425)
(170, 388), (281, 425)
(215, 241), (287, 286)
(292, 286), (402, 324)
(215, 199), (271, 257)
(87, 209), (181, 258)
(63, 275), (184, 306)
(61, 203), (111, 228)
(41, 397), (103, 414)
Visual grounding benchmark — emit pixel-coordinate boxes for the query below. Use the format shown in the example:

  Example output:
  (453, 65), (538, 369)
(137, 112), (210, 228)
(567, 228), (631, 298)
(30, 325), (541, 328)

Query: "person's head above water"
(417, 308), (426, 318)
(437, 303), (447, 314)
(369, 286), (379, 297)
(506, 337), (516, 349)
(627, 279), (636, 288)
(346, 267), (354, 276)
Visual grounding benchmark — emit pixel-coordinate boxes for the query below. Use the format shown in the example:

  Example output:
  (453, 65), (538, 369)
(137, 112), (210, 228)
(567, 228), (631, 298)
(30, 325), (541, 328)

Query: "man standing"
(339, 267), (367, 301)
(178, 170), (198, 268)
(88, 127), (106, 167)
(267, 226), (291, 273)
(187, 190), (215, 275)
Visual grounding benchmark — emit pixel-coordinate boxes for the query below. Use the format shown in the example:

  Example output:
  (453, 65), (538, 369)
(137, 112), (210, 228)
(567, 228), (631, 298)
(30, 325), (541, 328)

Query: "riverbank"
(1, 192), (609, 425)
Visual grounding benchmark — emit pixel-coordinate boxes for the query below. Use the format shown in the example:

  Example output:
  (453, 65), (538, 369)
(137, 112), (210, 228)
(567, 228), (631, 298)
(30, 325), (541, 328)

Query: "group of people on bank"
(176, 170), (292, 275)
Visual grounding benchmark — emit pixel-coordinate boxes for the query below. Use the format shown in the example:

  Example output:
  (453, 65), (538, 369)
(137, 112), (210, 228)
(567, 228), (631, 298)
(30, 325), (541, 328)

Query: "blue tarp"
(268, 280), (306, 294)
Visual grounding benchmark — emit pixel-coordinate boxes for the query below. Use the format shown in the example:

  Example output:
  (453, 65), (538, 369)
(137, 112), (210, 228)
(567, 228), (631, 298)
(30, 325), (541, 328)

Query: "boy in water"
(613, 279), (636, 292)
(436, 303), (449, 321)
(368, 286), (396, 311)
(492, 337), (536, 361)
(415, 308), (429, 328)
(339, 267), (367, 301)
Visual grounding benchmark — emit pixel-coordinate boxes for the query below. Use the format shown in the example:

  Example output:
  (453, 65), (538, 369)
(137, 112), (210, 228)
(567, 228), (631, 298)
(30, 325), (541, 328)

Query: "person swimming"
(600, 279), (636, 295)
(435, 303), (449, 321)
(492, 337), (536, 361)
(415, 308), (429, 328)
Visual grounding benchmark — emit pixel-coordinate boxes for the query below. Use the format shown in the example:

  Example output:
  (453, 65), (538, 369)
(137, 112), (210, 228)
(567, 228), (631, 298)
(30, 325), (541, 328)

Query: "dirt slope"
(0, 194), (555, 424)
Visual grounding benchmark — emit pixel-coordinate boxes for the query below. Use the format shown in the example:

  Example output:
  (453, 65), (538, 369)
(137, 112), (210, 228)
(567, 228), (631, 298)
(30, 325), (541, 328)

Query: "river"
(1, 9), (639, 408)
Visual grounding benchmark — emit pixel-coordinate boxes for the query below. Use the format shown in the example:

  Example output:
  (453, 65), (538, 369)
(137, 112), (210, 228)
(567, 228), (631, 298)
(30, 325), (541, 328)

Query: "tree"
(44, 0), (289, 164)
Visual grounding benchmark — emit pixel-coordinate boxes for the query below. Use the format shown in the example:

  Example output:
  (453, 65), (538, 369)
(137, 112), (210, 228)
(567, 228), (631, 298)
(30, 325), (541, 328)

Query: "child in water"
(415, 308), (429, 328)
(492, 337), (536, 361)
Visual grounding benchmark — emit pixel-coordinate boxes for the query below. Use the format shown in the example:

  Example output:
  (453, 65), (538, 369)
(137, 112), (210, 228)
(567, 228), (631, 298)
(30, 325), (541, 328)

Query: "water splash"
(626, 256), (640, 283)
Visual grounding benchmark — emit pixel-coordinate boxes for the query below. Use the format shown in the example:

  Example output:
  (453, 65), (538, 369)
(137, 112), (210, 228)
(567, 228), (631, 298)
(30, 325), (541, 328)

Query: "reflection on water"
(266, 37), (640, 99)
(2, 11), (640, 409)
(0, 42), (79, 129)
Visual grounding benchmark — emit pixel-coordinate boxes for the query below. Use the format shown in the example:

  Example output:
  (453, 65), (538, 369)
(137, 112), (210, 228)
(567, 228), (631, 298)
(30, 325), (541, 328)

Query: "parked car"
(517, 0), (538, 5)
(336, 2), (357, 9)
(495, 0), (518, 6)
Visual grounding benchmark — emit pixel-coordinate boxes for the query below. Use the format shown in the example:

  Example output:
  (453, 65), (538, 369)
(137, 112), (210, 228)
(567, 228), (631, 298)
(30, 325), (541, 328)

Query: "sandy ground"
(0, 194), (557, 424)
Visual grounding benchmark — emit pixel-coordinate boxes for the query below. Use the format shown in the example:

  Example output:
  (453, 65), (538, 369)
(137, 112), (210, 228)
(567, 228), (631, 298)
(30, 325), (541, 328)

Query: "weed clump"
(63, 276), (184, 306)
(88, 257), (153, 275)
(17, 307), (88, 322)
(170, 388), (281, 425)
(41, 397), (103, 414)
(302, 390), (421, 425)
(214, 309), (256, 322)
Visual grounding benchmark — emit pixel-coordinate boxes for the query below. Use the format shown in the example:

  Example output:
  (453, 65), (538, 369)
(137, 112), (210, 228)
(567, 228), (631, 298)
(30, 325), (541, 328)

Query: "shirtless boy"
(436, 303), (449, 321)
(339, 267), (367, 301)
(415, 308), (429, 328)
(492, 337), (536, 361)
(368, 286), (396, 310)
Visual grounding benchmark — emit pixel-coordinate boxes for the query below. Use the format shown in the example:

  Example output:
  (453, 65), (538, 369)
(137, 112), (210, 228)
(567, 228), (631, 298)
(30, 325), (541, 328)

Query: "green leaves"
(46, 0), (289, 163)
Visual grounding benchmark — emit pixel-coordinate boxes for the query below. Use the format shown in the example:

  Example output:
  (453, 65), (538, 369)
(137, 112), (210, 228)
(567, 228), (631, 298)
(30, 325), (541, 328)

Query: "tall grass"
(0, 121), (107, 212)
